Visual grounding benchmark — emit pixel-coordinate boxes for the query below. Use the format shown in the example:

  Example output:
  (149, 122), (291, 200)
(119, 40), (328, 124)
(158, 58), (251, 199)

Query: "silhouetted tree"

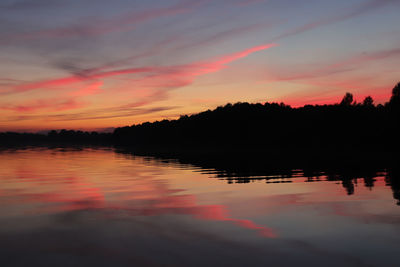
(387, 82), (400, 143)
(48, 130), (57, 138)
(362, 96), (374, 107)
(340, 92), (354, 106)
(389, 82), (400, 105)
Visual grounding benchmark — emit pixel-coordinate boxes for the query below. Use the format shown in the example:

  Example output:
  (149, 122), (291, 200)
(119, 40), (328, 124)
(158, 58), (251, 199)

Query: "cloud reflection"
(0, 148), (276, 238)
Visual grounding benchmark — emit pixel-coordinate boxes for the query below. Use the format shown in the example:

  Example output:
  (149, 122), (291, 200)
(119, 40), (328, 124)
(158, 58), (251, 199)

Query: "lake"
(0, 147), (399, 267)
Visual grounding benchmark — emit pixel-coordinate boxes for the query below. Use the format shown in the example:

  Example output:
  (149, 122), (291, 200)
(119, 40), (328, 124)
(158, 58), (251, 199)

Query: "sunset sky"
(1, 0), (399, 132)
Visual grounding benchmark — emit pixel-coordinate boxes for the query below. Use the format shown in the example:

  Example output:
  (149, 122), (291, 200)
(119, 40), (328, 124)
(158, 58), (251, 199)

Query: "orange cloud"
(1, 98), (83, 112)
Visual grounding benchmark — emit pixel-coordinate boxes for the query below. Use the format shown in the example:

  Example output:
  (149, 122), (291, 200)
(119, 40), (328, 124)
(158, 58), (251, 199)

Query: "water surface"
(0, 147), (399, 267)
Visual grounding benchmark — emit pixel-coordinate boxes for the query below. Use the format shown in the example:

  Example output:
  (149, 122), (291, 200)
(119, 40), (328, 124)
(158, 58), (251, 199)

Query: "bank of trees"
(113, 82), (400, 150)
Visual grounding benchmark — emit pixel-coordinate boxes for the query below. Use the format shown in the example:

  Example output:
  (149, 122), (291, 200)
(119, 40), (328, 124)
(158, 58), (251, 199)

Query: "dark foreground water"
(0, 147), (399, 267)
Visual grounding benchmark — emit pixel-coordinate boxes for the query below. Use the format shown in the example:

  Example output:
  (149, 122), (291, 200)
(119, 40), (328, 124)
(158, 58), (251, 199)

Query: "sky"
(0, 0), (399, 132)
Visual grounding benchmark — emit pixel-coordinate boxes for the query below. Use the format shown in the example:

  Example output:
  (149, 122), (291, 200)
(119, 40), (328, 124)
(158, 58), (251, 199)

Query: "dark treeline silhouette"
(113, 82), (400, 154)
(1, 81), (399, 160)
(0, 129), (111, 146)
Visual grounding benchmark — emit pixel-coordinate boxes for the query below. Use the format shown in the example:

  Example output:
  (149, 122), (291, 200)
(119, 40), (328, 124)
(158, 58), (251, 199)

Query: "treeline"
(0, 129), (111, 145)
(1, 82), (399, 151)
(113, 82), (400, 151)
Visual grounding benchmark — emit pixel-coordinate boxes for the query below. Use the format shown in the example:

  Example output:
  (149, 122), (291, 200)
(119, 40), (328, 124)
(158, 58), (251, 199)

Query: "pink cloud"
(70, 81), (103, 97)
(108, 43), (278, 106)
(10, 42), (277, 95)
(213, 43), (277, 66)
(134, 43), (278, 84)
(12, 67), (153, 93)
(12, 76), (84, 93)
(2, 42), (277, 117)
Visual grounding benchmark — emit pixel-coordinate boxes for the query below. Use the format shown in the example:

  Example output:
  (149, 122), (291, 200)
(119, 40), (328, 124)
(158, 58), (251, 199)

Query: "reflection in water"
(129, 152), (400, 206)
(386, 168), (400, 205)
(0, 147), (399, 267)
(0, 148), (275, 238)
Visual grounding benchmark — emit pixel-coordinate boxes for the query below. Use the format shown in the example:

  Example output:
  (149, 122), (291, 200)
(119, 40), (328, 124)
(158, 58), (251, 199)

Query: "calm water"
(0, 147), (399, 267)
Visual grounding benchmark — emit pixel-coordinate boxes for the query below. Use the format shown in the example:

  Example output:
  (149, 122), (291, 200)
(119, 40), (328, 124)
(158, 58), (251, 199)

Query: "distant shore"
(1, 82), (399, 169)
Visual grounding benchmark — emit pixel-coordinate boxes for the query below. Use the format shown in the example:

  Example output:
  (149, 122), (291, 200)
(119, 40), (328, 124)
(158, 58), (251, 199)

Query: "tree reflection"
(119, 149), (400, 205)
(385, 167), (400, 206)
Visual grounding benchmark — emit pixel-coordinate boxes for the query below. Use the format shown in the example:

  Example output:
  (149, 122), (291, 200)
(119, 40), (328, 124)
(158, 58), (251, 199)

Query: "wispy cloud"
(1, 81), (102, 113)
(0, 0), (206, 44)
(9, 67), (153, 94)
(271, 48), (400, 81)
(0, 0), (64, 10)
(70, 81), (103, 97)
(8, 42), (277, 94)
(166, 22), (277, 57)
(7, 106), (176, 122)
(2, 43), (277, 119)
(1, 98), (83, 112)
(50, 21), (276, 80)
(274, 0), (397, 41)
